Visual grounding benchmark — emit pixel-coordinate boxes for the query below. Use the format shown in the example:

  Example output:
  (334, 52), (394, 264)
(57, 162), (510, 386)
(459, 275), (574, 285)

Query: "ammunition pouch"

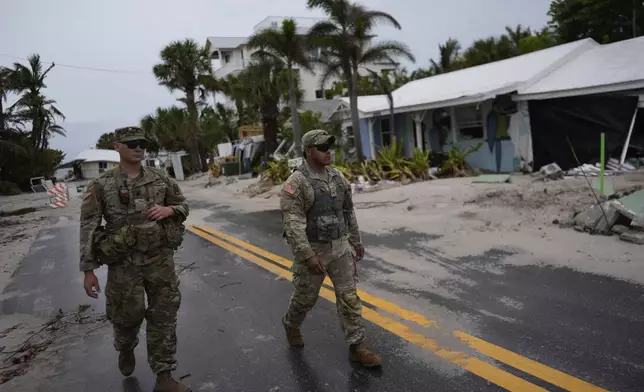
(131, 221), (164, 253)
(160, 219), (185, 249)
(92, 225), (135, 266)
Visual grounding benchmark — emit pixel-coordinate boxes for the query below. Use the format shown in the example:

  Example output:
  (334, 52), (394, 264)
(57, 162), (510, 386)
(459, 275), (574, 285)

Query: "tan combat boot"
(282, 319), (304, 347)
(154, 371), (191, 392)
(349, 344), (382, 368)
(118, 350), (135, 377)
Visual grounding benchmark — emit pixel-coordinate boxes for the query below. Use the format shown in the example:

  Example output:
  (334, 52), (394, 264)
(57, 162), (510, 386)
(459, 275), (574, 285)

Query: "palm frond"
(360, 40), (416, 64)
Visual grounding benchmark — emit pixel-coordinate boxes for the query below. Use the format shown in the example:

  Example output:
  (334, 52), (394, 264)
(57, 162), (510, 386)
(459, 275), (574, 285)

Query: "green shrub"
(0, 181), (21, 196)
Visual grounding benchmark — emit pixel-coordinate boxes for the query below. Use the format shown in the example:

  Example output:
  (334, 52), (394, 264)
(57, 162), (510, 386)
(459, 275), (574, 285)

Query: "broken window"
(455, 105), (484, 140)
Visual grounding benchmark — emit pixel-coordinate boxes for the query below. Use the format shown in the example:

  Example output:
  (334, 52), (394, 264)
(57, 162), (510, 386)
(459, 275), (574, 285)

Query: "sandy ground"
(184, 171), (644, 285)
(0, 193), (80, 295)
(1, 171), (643, 297)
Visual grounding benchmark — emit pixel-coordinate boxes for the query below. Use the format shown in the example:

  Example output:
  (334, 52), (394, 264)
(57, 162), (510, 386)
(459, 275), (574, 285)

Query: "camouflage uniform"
(280, 130), (365, 346)
(79, 127), (189, 375)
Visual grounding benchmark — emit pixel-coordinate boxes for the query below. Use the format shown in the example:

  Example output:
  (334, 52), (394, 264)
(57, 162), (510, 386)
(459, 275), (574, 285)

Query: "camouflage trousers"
(283, 248), (365, 345)
(105, 253), (182, 374)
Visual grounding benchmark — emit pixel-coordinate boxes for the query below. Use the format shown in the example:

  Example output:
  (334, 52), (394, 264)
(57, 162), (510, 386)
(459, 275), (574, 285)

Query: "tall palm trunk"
(0, 99), (4, 131)
(185, 89), (202, 173)
(288, 66), (302, 158)
(349, 65), (365, 162)
(261, 100), (280, 156)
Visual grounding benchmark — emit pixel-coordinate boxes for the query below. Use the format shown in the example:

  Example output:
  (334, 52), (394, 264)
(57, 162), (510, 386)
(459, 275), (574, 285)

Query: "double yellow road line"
(187, 225), (606, 392)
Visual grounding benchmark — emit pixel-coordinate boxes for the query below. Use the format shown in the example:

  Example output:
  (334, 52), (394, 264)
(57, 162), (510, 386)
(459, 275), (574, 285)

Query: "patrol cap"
(114, 126), (148, 143)
(302, 129), (335, 148)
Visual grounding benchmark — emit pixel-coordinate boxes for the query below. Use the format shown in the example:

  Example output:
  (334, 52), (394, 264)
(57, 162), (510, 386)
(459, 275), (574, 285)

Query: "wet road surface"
(0, 203), (643, 391)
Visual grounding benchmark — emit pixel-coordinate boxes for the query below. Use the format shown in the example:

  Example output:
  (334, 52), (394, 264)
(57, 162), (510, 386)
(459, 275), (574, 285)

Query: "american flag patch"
(283, 183), (296, 195)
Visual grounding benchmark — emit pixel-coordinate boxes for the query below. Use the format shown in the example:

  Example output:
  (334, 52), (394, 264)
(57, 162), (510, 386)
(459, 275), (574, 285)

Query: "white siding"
(81, 161), (118, 179)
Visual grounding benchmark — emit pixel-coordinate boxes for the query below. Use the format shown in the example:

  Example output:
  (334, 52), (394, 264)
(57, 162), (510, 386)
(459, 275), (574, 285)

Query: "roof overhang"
(513, 79), (644, 101)
(355, 83), (520, 118)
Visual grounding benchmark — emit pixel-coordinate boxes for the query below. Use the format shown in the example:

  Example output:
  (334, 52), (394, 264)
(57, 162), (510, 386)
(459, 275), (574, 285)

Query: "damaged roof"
(516, 36), (644, 100)
(339, 38), (597, 117)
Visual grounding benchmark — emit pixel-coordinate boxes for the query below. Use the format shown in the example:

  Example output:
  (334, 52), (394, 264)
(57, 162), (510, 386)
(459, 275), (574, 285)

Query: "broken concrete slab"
(592, 178), (615, 197)
(620, 231), (644, 245)
(619, 189), (644, 215)
(472, 174), (511, 184)
(539, 163), (564, 180)
(612, 224), (630, 235)
(631, 214), (644, 231)
(573, 200), (624, 234)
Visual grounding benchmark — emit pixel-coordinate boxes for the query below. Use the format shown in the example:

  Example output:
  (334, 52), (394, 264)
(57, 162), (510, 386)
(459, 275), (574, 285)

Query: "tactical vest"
(298, 166), (348, 244)
(92, 169), (183, 265)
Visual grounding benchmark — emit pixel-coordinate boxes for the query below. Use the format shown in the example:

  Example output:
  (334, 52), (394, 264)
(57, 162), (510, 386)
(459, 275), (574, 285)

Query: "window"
(98, 161), (108, 173)
(345, 126), (355, 148)
(380, 118), (392, 147)
(309, 47), (321, 59)
(315, 89), (324, 99)
(455, 105), (484, 140)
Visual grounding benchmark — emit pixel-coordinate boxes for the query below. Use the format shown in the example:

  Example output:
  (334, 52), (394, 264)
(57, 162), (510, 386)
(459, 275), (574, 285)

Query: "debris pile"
(567, 158), (642, 177)
(569, 188), (644, 244)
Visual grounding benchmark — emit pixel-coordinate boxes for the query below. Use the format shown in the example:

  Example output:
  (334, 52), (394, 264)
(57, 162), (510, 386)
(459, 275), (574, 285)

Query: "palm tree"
(7, 55), (65, 150)
(200, 104), (233, 150)
(247, 18), (312, 157)
(235, 58), (297, 154)
(430, 38), (462, 74)
(366, 69), (395, 136)
(140, 106), (190, 154)
(505, 25), (533, 54)
(220, 74), (256, 129)
(307, 0), (415, 162)
(153, 39), (216, 172)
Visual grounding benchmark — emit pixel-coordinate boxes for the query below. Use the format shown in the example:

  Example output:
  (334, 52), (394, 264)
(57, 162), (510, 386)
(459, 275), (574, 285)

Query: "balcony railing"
(214, 61), (245, 78)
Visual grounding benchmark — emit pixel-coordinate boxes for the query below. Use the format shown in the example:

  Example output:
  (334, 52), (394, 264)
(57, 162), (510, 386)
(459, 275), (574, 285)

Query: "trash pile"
(567, 157), (643, 177)
(568, 188), (644, 244)
(350, 177), (400, 194)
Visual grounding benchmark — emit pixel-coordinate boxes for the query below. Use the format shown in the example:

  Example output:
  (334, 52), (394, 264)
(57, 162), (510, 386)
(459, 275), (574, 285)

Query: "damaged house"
(331, 36), (644, 174)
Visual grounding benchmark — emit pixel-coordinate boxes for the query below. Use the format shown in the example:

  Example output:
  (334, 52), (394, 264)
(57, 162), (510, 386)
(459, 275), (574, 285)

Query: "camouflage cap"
(302, 129), (335, 148)
(114, 126), (148, 143)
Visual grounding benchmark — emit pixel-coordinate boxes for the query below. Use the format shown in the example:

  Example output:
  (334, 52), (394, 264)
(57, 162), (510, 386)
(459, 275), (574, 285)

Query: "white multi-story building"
(207, 16), (397, 103)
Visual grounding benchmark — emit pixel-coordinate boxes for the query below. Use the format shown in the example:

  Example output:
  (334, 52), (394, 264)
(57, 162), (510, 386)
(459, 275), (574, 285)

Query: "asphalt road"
(1, 204), (643, 391)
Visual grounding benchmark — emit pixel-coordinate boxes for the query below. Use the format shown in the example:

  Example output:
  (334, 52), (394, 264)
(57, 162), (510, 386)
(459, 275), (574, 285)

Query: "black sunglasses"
(124, 139), (149, 149)
(314, 144), (332, 152)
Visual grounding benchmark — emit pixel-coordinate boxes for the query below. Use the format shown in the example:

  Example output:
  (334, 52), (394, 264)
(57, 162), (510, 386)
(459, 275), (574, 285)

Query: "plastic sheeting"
(528, 95), (639, 170)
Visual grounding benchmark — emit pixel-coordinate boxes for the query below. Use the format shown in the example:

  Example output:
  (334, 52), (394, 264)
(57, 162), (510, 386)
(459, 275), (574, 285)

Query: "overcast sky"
(1, 0), (551, 160)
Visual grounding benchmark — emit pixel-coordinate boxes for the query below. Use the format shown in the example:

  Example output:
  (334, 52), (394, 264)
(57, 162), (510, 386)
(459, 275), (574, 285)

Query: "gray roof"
(207, 37), (247, 50)
(298, 99), (342, 122)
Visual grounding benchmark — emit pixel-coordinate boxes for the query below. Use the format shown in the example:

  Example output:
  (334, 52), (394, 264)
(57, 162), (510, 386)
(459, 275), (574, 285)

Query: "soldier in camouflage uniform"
(79, 127), (191, 392)
(280, 129), (382, 368)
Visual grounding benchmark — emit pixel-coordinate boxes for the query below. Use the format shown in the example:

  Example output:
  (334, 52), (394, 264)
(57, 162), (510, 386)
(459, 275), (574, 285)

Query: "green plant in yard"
(440, 142), (484, 177)
(375, 136), (412, 181)
(407, 148), (431, 180)
(261, 158), (290, 184)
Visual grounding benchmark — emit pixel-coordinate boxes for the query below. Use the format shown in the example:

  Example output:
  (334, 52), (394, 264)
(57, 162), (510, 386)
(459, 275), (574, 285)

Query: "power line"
(0, 53), (152, 75)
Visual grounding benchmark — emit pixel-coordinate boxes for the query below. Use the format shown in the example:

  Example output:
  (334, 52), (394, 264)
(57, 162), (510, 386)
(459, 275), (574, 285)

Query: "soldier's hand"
(146, 205), (174, 221)
(354, 244), (365, 262)
(306, 255), (325, 275)
(83, 271), (101, 298)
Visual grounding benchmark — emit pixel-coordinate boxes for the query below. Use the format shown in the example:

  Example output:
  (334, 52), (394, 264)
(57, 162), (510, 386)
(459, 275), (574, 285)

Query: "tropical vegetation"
(90, 0), (638, 181)
(0, 55), (66, 194)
